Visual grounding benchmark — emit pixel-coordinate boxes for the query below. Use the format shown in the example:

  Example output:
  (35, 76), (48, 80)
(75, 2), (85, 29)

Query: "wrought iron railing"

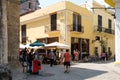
(94, 25), (115, 34)
(45, 24), (84, 33)
(69, 24), (84, 33)
(44, 24), (60, 32)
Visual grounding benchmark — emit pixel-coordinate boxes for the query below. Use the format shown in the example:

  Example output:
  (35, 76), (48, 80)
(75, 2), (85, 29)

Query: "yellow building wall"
(26, 18), (49, 42)
(20, 1), (115, 57)
(65, 2), (94, 55)
(92, 2), (115, 56)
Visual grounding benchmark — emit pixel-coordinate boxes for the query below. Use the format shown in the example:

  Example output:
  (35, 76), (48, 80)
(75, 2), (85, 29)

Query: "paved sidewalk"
(13, 61), (120, 80)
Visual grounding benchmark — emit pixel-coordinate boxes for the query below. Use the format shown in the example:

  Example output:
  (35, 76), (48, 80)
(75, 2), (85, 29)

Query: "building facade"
(82, 0), (115, 58)
(20, 1), (115, 60)
(105, 0), (120, 63)
(20, 0), (40, 15)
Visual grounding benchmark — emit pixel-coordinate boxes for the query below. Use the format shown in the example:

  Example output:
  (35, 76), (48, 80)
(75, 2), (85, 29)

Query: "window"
(29, 2), (32, 9)
(98, 15), (102, 31)
(51, 13), (57, 31)
(47, 37), (58, 43)
(108, 19), (112, 33)
(108, 19), (112, 29)
(98, 15), (102, 27)
(21, 24), (26, 44)
(73, 13), (82, 32)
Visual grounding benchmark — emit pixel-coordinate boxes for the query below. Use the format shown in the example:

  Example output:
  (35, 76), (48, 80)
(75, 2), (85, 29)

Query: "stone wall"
(0, 0), (20, 79)
(7, 0), (20, 67)
(0, 64), (12, 80)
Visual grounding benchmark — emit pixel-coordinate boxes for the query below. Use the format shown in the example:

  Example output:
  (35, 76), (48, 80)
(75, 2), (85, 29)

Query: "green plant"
(99, 39), (107, 52)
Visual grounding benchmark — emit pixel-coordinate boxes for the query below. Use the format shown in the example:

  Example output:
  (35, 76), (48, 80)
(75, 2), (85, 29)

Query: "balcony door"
(108, 19), (112, 33)
(51, 13), (57, 31)
(98, 15), (102, 31)
(73, 13), (82, 32)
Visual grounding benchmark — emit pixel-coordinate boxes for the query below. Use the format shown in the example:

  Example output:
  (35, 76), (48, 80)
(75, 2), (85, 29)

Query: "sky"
(38, 0), (108, 8)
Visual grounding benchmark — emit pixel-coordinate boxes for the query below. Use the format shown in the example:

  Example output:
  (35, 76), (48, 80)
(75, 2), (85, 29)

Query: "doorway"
(71, 37), (89, 60)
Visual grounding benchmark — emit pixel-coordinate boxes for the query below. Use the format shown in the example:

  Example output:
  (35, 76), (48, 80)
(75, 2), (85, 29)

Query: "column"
(115, 1), (120, 63)
(7, 0), (20, 67)
(0, 0), (8, 64)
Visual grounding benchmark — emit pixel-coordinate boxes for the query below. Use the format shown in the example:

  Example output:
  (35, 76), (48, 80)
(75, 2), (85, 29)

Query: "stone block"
(0, 64), (12, 80)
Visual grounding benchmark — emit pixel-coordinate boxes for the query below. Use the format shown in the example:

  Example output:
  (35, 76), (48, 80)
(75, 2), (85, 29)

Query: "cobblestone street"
(12, 61), (120, 80)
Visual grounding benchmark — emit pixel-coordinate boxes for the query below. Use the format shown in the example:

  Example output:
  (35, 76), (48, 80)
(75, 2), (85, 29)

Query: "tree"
(99, 39), (107, 52)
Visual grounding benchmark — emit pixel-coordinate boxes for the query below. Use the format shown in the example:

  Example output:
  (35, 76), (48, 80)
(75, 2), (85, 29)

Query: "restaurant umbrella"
(44, 42), (70, 49)
(19, 44), (30, 48)
(29, 41), (45, 47)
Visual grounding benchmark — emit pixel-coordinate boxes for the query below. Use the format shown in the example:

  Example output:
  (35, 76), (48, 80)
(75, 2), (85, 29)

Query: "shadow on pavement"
(23, 64), (108, 80)
(70, 67), (107, 80)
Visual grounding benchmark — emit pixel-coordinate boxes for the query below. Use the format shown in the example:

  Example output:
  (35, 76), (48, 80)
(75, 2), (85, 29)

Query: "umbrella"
(45, 42), (70, 49)
(29, 41), (45, 47)
(19, 44), (30, 48)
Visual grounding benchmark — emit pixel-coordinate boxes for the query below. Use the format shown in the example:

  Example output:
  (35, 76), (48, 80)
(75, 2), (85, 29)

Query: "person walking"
(74, 49), (79, 61)
(49, 50), (55, 67)
(63, 49), (71, 73)
(28, 49), (34, 73)
(101, 52), (106, 62)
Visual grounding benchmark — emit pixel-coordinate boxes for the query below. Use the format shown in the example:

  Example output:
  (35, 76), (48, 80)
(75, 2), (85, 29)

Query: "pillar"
(7, 0), (20, 67)
(115, 0), (120, 63)
(0, 0), (8, 64)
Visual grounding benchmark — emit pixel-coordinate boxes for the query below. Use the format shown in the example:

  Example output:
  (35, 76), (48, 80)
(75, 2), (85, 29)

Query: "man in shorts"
(63, 49), (71, 73)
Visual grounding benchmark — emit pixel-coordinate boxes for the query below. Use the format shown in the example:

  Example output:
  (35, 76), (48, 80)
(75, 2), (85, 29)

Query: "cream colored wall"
(92, 2), (115, 56)
(65, 2), (94, 55)
(20, 1), (95, 55)
(20, 1), (115, 57)
(21, 17), (50, 43)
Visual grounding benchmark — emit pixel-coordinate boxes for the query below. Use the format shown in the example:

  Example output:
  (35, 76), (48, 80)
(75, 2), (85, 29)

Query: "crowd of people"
(18, 48), (72, 74)
(18, 47), (113, 74)
(19, 48), (41, 73)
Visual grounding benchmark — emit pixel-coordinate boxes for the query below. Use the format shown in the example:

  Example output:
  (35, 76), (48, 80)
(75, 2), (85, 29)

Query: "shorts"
(64, 62), (70, 66)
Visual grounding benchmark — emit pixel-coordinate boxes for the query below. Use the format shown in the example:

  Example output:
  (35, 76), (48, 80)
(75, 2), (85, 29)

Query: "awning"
(104, 0), (115, 7)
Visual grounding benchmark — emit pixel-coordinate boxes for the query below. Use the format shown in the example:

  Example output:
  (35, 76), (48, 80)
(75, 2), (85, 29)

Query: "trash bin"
(32, 60), (41, 74)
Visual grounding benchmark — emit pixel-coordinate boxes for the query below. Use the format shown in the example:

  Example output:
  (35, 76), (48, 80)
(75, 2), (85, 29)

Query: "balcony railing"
(45, 24), (84, 33)
(44, 24), (60, 32)
(69, 24), (84, 33)
(94, 25), (115, 35)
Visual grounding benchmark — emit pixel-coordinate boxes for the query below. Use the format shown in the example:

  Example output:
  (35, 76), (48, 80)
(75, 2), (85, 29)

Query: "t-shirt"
(74, 52), (79, 57)
(49, 51), (54, 59)
(64, 52), (71, 62)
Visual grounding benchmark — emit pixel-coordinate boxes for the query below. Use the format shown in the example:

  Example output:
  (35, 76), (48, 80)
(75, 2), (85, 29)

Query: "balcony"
(44, 24), (60, 33)
(94, 25), (115, 35)
(69, 24), (84, 33)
